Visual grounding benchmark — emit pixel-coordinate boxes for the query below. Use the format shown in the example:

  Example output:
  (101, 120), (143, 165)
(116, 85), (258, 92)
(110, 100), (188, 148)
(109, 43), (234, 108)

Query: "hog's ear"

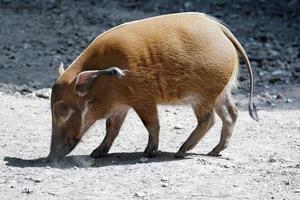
(58, 62), (65, 76)
(74, 70), (100, 96)
(74, 67), (126, 96)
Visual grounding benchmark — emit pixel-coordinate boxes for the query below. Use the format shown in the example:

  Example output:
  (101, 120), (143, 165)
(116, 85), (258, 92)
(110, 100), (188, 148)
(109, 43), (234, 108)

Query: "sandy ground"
(0, 89), (299, 200)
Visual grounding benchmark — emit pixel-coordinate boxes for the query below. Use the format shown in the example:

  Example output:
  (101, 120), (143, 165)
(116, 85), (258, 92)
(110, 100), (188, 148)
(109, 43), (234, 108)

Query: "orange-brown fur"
(48, 12), (256, 160)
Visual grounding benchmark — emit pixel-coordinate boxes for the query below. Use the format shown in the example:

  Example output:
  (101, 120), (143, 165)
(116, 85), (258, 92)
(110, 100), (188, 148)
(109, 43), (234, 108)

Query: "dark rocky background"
(0, 0), (299, 96)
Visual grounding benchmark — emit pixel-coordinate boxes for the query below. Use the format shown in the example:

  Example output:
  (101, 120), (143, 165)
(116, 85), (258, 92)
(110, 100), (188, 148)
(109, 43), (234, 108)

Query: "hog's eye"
(54, 103), (69, 117)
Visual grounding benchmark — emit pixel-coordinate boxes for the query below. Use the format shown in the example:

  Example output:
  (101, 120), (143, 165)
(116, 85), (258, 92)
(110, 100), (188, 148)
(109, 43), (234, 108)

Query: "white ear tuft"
(58, 62), (65, 76)
(110, 67), (126, 78)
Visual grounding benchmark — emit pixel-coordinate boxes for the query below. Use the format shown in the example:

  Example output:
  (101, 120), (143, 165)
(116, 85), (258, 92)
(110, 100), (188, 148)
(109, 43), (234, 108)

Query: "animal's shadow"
(3, 151), (227, 169)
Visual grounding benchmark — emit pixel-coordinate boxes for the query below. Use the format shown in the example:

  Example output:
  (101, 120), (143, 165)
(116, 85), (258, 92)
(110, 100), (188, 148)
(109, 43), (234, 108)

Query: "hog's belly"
(158, 93), (202, 105)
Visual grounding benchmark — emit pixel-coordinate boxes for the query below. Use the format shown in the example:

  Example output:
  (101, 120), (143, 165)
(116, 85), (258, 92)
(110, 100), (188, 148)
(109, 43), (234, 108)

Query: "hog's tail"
(220, 24), (258, 121)
(207, 15), (258, 121)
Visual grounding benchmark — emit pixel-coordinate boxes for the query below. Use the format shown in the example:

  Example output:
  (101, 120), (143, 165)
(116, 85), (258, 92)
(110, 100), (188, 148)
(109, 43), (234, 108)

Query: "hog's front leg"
(133, 103), (160, 157)
(90, 110), (128, 158)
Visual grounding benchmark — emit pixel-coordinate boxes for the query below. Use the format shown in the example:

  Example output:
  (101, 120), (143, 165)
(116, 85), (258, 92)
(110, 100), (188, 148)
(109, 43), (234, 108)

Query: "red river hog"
(47, 12), (257, 161)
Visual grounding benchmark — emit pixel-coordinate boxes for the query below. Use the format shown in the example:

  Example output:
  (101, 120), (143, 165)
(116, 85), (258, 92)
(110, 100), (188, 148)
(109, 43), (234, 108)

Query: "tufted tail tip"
(249, 103), (258, 121)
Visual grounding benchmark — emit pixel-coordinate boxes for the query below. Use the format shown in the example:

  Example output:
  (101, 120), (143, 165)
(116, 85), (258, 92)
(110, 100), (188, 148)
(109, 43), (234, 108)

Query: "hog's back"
(94, 13), (238, 104)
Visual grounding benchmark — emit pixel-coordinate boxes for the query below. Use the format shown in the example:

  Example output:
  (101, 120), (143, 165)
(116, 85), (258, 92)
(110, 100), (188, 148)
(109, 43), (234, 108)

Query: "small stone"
(134, 191), (145, 197)
(139, 157), (149, 163)
(15, 85), (33, 94)
(283, 181), (290, 185)
(275, 93), (284, 99)
(285, 99), (292, 103)
(259, 71), (266, 76)
(24, 43), (30, 49)
(174, 125), (183, 129)
(67, 39), (74, 46)
(34, 88), (52, 99)
(22, 188), (33, 194)
(161, 177), (168, 182)
(271, 95), (277, 100)
(25, 177), (42, 183)
(266, 101), (276, 106)
(161, 183), (168, 187)
(269, 77), (281, 84)
(269, 157), (276, 162)
(272, 70), (283, 76)
(262, 92), (271, 98)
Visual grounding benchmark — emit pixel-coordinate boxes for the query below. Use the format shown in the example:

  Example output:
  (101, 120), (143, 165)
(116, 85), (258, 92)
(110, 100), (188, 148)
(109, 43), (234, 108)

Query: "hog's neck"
(58, 42), (103, 84)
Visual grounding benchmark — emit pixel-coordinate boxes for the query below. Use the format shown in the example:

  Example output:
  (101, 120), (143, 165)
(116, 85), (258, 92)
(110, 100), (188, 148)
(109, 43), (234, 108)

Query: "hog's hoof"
(90, 147), (109, 159)
(174, 150), (186, 158)
(143, 145), (158, 158)
(207, 150), (221, 157)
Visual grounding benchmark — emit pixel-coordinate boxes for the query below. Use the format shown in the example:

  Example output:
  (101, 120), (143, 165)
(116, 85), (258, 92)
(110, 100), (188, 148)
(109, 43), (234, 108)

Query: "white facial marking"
(80, 100), (90, 133)
(61, 108), (75, 122)
(52, 100), (75, 126)
(76, 90), (87, 97)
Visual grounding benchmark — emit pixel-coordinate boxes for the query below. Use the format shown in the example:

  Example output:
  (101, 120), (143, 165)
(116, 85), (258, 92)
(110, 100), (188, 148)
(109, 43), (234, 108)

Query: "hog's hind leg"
(90, 110), (128, 158)
(208, 92), (238, 156)
(175, 102), (216, 158)
(133, 103), (160, 157)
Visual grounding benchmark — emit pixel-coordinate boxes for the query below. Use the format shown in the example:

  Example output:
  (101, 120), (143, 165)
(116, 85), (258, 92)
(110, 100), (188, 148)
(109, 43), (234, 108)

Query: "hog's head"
(47, 63), (125, 161)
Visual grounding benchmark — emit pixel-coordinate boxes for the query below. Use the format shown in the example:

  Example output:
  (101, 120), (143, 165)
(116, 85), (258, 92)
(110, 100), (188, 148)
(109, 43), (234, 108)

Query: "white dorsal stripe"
(94, 12), (205, 42)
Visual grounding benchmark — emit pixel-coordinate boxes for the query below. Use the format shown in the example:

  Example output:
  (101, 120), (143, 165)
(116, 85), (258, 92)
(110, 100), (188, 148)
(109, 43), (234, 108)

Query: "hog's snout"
(47, 133), (79, 161)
